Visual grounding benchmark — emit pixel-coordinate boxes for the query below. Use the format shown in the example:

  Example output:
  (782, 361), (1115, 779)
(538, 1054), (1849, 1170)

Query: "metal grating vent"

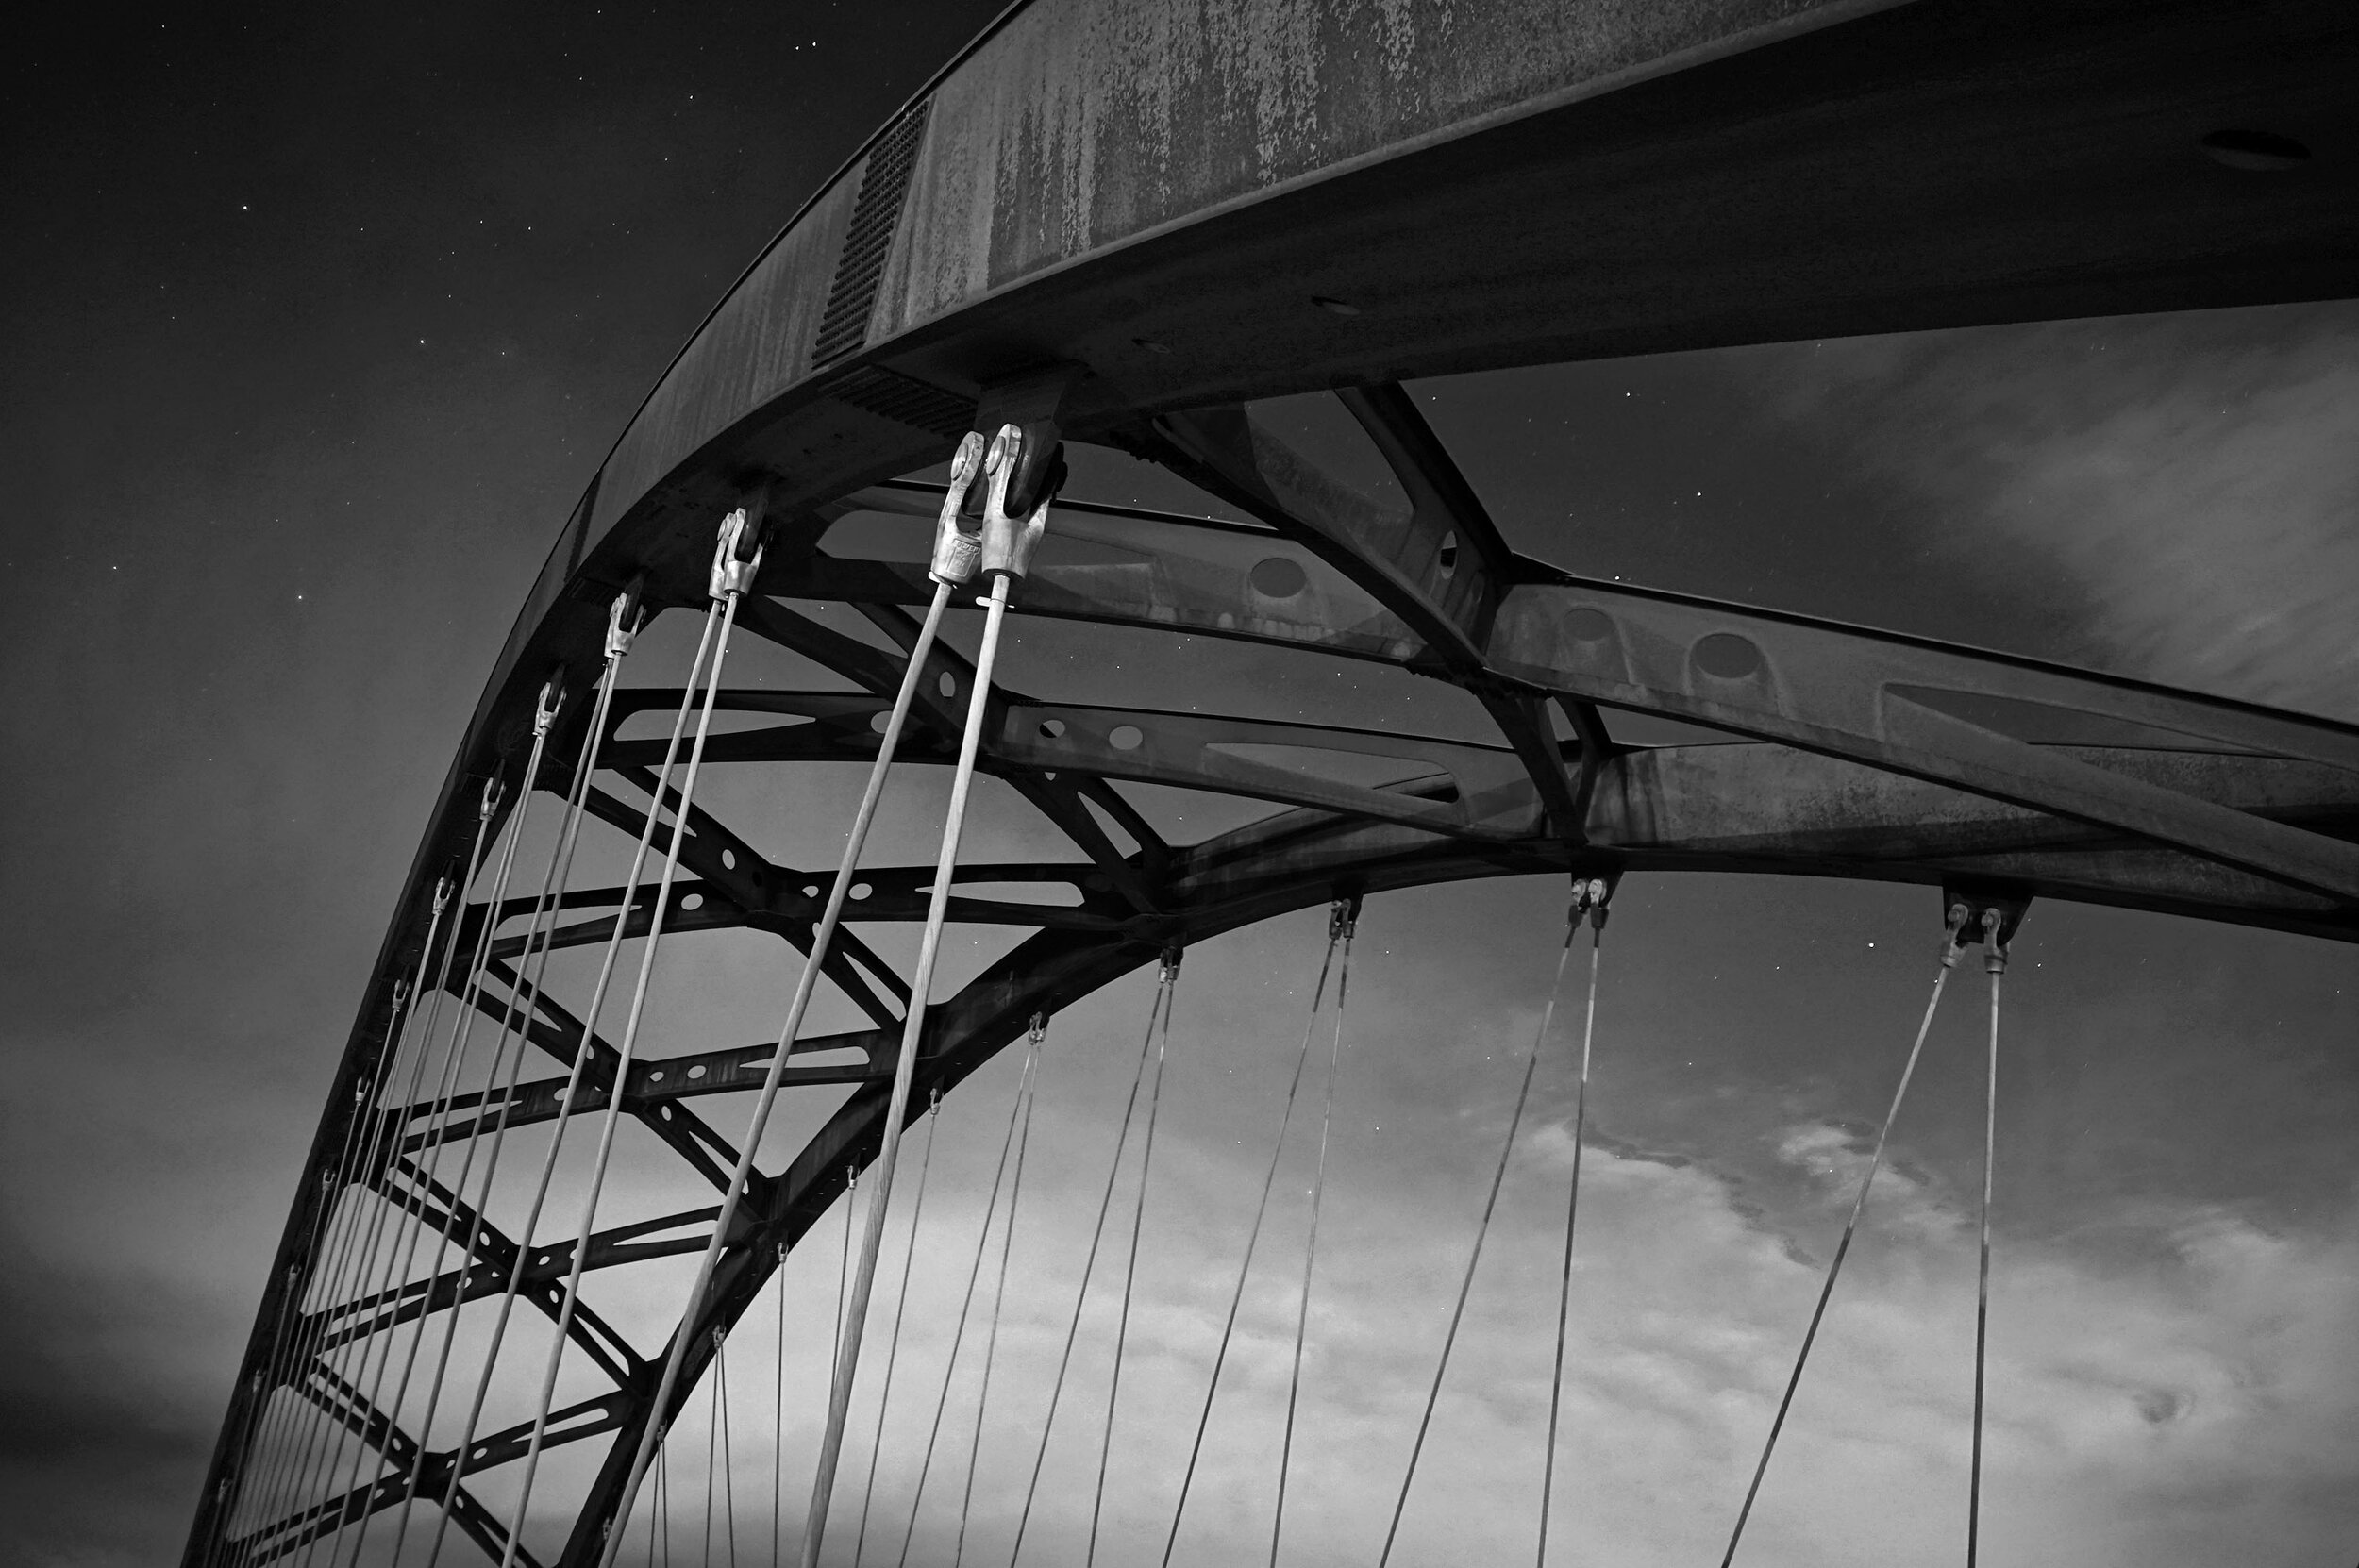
(828, 364), (974, 440)
(810, 100), (932, 370)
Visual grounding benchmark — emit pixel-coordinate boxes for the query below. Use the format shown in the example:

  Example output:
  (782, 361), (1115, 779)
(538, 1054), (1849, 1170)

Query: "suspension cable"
(600, 434), (997, 1568)
(1968, 909), (2008, 1568)
(273, 869), (463, 1553)
(790, 425), (1054, 1568)
(289, 796), (494, 1560)
(954, 1016), (1046, 1568)
(1091, 950), (1180, 1568)
(231, 961), (416, 1558)
(259, 872), (458, 1551)
(1718, 901), (1971, 1568)
(317, 769), (534, 1566)
(1273, 900), (1361, 1567)
(1162, 901), (1351, 1567)
(775, 1239), (788, 1568)
(1008, 956), (1180, 1565)
(326, 763), (541, 1567)
(230, 1085), (376, 1555)
(240, 988), (403, 1553)
(1539, 879), (1611, 1567)
(839, 1167), (856, 1396)
(1377, 881), (1595, 1568)
(853, 1092), (942, 1568)
(227, 1251), (311, 1555)
(703, 1342), (722, 1568)
(499, 508), (758, 1566)
(412, 594), (637, 1564)
(657, 1432), (672, 1568)
(720, 1328), (742, 1568)
(649, 1436), (666, 1568)
(343, 679), (565, 1568)
(892, 1019), (1043, 1568)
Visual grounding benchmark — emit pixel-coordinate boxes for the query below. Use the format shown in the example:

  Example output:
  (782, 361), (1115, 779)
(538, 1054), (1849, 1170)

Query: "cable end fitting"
(929, 431), (988, 587)
(1571, 873), (1614, 929)
(1943, 882), (2031, 964)
(533, 672), (565, 738)
(606, 576), (644, 659)
(1981, 908), (2011, 975)
(710, 506), (766, 599)
(1329, 891), (1363, 941)
(1940, 900), (1970, 966)
(978, 422), (1062, 582)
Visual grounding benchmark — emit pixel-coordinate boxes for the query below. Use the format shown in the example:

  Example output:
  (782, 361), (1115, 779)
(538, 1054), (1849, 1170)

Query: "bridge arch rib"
(189, 0), (2359, 1561)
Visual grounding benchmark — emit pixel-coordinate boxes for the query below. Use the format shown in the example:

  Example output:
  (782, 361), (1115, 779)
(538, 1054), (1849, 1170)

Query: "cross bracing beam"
(761, 466), (2359, 901)
(306, 1162), (644, 1387)
(418, 958), (751, 1191)
(189, 1), (2359, 1561)
(223, 1363), (536, 1568)
(244, 1391), (625, 1568)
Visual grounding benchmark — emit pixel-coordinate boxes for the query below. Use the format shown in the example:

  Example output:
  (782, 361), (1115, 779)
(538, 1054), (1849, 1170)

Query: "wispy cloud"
(1759, 304), (2359, 720)
(647, 1095), (2359, 1568)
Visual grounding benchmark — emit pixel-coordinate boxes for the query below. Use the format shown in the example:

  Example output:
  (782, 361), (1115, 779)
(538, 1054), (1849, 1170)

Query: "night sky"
(7, 7), (2359, 1568)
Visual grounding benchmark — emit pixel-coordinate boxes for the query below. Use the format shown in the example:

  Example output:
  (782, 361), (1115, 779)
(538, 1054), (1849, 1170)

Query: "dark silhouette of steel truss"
(185, 0), (2359, 1561)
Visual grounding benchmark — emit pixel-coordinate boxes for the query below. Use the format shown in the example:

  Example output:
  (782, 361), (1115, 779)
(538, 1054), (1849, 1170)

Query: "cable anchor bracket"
(1571, 871), (1617, 930)
(1942, 880), (2031, 964)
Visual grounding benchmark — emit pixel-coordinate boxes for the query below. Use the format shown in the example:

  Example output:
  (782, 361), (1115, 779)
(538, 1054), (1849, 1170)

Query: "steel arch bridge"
(188, 2), (2359, 1563)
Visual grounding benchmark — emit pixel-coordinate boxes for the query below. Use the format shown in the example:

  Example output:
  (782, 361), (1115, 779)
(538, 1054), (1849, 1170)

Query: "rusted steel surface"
(589, 0), (1877, 549)
(412, 0), (2359, 961)
(191, 2), (2359, 1560)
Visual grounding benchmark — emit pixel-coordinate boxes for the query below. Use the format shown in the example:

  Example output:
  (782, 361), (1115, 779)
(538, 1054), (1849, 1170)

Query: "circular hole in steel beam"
(1693, 632), (1765, 680)
(802, 883), (820, 898)
(1249, 557), (1308, 598)
(939, 672), (957, 698)
(721, 848), (736, 871)
(687, 1065), (707, 1080)
(2200, 128), (2310, 171)
(849, 882), (873, 901)
(1436, 531), (1459, 577)
(1564, 608), (1614, 643)
(680, 892), (703, 911)
(870, 710), (891, 734)
(1038, 718), (1067, 739)
(1109, 725), (1145, 751)
(648, 1070), (665, 1082)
